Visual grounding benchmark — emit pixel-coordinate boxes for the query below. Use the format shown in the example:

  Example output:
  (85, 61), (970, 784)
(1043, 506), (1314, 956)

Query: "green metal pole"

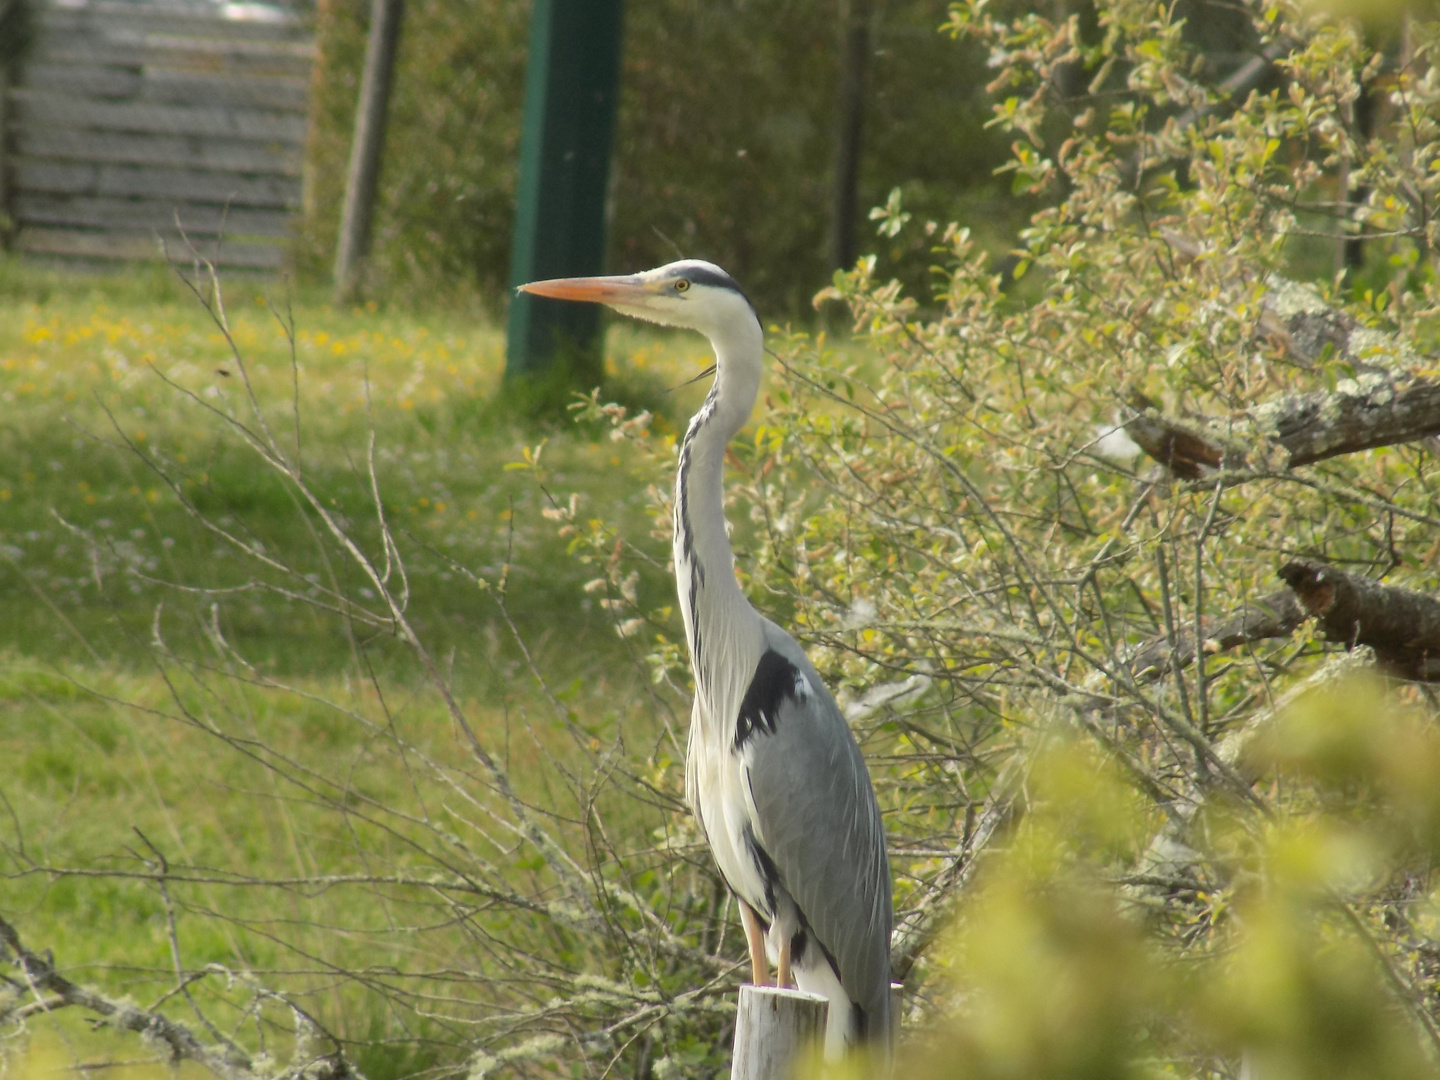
(505, 0), (625, 383)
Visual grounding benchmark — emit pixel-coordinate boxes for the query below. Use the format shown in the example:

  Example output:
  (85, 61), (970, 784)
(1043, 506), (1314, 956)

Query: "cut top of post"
(732, 985), (828, 1080)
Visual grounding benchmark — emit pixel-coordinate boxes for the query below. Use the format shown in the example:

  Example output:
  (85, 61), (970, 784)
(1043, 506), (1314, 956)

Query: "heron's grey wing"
(742, 650), (892, 1032)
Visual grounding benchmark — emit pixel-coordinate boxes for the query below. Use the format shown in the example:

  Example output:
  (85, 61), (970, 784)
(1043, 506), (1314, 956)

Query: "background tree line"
(299, 0), (1013, 316)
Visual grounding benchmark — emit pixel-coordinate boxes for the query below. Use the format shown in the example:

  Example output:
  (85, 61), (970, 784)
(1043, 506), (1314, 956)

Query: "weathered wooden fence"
(0, 0), (313, 271)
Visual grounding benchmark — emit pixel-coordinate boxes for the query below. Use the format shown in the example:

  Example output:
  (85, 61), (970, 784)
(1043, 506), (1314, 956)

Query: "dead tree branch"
(1254, 377), (1440, 467)
(1261, 274), (1420, 371)
(1125, 278), (1440, 476)
(1122, 408), (1229, 479)
(1, 916), (216, 1069)
(0, 915), (360, 1080)
(1278, 560), (1440, 681)
(1125, 559), (1440, 684)
(1129, 589), (1305, 680)
(1125, 373), (1440, 476)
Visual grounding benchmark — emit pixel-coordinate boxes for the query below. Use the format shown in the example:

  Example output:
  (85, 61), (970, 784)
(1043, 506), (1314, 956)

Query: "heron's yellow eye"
(674, 280), (691, 293)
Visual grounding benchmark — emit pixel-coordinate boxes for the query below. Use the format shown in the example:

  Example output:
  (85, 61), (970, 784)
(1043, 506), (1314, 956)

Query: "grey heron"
(520, 261), (893, 1060)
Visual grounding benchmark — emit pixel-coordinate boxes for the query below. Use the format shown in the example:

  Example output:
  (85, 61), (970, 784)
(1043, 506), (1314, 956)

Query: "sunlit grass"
(0, 276), (506, 443)
(7, 1026), (214, 1080)
(0, 263), (721, 670)
(0, 262), (727, 1076)
(1, 651), (639, 1044)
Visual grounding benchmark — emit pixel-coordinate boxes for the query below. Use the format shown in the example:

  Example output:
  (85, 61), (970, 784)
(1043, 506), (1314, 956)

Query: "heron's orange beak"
(517, 275), (654, 304)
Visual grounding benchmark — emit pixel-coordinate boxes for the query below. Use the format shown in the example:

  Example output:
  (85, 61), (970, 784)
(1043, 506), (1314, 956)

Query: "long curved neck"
(674, 313), (765, 722)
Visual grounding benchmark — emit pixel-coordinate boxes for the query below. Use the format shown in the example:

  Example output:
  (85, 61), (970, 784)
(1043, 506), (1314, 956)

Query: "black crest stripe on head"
(679, 264), (758, 317)
(681, 265), (741, 292)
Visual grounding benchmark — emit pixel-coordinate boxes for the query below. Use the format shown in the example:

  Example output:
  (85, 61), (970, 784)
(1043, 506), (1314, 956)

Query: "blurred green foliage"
(299, 0), (1015, 316)
(906, 684), (1440, 1080)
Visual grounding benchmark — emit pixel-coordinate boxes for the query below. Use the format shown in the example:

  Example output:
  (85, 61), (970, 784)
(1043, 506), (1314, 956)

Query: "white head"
(519, 259), (760, 342)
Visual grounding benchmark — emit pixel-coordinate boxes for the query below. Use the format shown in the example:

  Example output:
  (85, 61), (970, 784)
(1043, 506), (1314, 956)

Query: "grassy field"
(0, 259), (717, 670)
(0, 258), (722, 1077)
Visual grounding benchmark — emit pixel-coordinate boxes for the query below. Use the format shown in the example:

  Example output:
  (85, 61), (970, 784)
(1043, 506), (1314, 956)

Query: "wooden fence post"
(891, 982), (902, 1058)
(0, 60), (10, 249)
(732, 985), (828, 1080)
(333, 0), (404, 303)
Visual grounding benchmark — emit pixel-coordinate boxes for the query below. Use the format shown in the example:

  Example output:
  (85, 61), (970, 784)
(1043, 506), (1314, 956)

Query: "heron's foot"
(739, 901), (770, 986)
(776, 937), (792, 990)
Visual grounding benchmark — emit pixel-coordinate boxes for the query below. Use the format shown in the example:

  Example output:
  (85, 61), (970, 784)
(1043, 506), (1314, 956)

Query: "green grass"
(0, 258), (718, 674)
(0, 259), (724, 1077)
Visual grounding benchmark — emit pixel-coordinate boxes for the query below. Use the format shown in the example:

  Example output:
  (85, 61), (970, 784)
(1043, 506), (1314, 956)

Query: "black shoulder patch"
(735, 649), (802, 749)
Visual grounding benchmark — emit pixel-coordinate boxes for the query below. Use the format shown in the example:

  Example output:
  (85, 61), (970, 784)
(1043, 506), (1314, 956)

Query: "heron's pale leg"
(776, 934), (793, 990)
(739, 901), (770, 985)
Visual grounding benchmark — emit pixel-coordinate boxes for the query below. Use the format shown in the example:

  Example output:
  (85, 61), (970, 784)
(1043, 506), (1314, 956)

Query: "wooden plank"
(21, 62), (309, 111)
(16, 129), (303, 177)
(31, 37), (314, 79)
(37, 3), (312, 44)
(40, 26), (317, 62)
(142, 68), (309, 111)
(12, 159), (300, 209)
(15, 226), (287, 269)
(10, 89), (308, 142)
(19, 63), (143, 100)
(13, 193), (292, 238)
